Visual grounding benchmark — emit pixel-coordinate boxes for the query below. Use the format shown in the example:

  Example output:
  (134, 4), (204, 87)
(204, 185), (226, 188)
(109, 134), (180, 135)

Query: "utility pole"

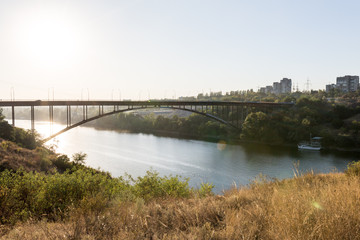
(10, 87), (15, 101)
(305, 78), (311, 92)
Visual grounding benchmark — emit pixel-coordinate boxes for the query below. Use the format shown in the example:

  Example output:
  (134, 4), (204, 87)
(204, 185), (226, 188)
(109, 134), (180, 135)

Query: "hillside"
(0, 139), (50, 172)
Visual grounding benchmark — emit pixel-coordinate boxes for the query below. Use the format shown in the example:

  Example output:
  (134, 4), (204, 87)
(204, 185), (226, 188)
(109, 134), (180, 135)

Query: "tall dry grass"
(2, 168), (360, 240)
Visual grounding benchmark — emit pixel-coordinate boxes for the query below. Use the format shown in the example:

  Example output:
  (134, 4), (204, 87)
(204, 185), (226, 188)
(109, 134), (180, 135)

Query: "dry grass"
(0, 140), (43, 172)
(2, 171), (360, 239)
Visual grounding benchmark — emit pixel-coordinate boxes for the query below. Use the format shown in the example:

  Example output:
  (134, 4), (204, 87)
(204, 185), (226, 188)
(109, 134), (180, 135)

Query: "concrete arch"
(41, 106), (239, 143)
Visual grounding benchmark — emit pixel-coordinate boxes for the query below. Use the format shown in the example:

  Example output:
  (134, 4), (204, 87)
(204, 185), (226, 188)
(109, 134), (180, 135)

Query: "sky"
(0, 0), (359, 100)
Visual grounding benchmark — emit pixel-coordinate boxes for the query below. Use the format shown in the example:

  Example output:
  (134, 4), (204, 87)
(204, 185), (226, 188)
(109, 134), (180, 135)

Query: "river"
(11, 119), (358, 193)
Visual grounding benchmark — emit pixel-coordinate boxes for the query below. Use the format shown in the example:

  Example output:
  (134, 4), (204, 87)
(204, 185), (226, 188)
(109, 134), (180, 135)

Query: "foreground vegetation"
(1, 160), (360, 239)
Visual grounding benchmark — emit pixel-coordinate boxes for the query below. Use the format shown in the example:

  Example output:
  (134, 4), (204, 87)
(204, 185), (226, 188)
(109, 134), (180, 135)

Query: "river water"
(11, 119), (358, 193)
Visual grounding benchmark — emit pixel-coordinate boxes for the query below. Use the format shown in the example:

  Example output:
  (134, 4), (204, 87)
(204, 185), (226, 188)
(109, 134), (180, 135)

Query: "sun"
(15, 11), (79, 67)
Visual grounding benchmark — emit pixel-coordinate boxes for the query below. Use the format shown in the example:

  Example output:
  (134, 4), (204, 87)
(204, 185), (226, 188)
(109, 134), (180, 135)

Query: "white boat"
(298, 136), (322, 151)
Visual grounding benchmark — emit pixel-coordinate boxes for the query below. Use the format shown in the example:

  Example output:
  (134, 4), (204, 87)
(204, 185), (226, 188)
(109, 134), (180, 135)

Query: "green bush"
(0, 168), (127, 224)
(345, 161), (360, 177)
(132, 170), (191, 201)
(0, 169), (44, 224)
(198, 182), (215, 197)
(0, 168), (195, 225)
(52, 154), (72, 173)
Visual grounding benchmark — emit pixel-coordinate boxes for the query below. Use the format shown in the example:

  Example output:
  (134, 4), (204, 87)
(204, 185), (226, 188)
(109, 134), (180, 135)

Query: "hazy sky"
(0, 0), (359, 100)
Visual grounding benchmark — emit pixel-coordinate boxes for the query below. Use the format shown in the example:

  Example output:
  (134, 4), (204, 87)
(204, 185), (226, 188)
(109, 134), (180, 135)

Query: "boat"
(298, 136), (322, 151)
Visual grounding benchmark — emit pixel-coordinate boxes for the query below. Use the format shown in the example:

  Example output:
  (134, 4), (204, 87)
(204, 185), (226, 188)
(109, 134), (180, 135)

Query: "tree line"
(88, 92), (360, 150)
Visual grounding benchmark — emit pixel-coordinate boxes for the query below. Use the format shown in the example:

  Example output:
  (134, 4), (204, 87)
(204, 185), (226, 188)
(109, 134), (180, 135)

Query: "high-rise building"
(325, 84), (336, 93)
(265, 86), (273, 94)
(336, 75), (359, 92)
(280, 78), (292, 93)
(273, 82), (281, 94)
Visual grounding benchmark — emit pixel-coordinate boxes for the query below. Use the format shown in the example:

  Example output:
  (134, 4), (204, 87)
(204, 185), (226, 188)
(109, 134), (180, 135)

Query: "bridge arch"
(42, 106), (239, 142)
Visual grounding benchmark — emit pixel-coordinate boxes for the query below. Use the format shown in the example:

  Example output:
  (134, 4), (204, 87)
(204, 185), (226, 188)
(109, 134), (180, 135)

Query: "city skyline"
(1, 0), (360, 100)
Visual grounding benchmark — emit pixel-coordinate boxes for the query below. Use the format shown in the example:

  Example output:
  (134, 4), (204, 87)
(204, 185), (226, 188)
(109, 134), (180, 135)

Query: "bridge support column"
(49, 105), (53, 135)
(11, 106), (15, 127)
(66, 105), (71, 127)
(241, 107), (244, 123)
(228, 107), (231, 124)
(222, 105), (225, 120)
(83, 105), (85, 121)
(237, 106), (239, 128)
(31, 106), (35, 133)
(49, 106), (53, 123)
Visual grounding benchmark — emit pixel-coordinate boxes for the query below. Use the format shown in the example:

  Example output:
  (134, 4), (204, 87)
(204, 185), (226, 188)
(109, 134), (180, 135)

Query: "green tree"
(72, 152), (87, 165)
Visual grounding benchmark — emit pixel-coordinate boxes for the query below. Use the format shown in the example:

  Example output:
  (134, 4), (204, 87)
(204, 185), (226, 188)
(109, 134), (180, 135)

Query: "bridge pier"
(66, 105), (72, 127)
(49, 105), (53, 135)
(31, 106), (35, 133)
(237, 106), (239, 127)
(83, 105), (85, 121)
(11, 106), (15, 127)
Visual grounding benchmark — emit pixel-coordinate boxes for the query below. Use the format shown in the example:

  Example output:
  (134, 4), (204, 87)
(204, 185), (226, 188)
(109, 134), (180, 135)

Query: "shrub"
(0, 167), (194, 225)
(1, 141), (9, 151)
(52, 154), (72, 172)
(345, 161), (360, 177)
(132, 170), (191, 201)
(198, 182), (215, 197)
(0, 168), (127, 224)
(0, 169), (44, 224)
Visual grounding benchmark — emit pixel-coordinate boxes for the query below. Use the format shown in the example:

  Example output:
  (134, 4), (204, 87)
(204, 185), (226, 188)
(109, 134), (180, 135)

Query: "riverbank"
(86, 122), (360, 153)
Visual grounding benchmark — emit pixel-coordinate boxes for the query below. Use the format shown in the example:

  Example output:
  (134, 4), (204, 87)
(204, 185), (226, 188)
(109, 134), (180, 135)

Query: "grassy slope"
(0, 139), (47, 172)
(2, 170), (360, 239)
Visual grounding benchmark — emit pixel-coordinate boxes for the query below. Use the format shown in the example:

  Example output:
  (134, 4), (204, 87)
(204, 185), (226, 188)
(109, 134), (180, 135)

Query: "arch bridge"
(0, 100), (293, 142)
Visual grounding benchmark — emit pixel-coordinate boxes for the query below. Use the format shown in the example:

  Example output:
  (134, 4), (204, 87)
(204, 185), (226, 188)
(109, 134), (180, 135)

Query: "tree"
(241, 112), (268, 141)
(72, 152), (87, 165)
